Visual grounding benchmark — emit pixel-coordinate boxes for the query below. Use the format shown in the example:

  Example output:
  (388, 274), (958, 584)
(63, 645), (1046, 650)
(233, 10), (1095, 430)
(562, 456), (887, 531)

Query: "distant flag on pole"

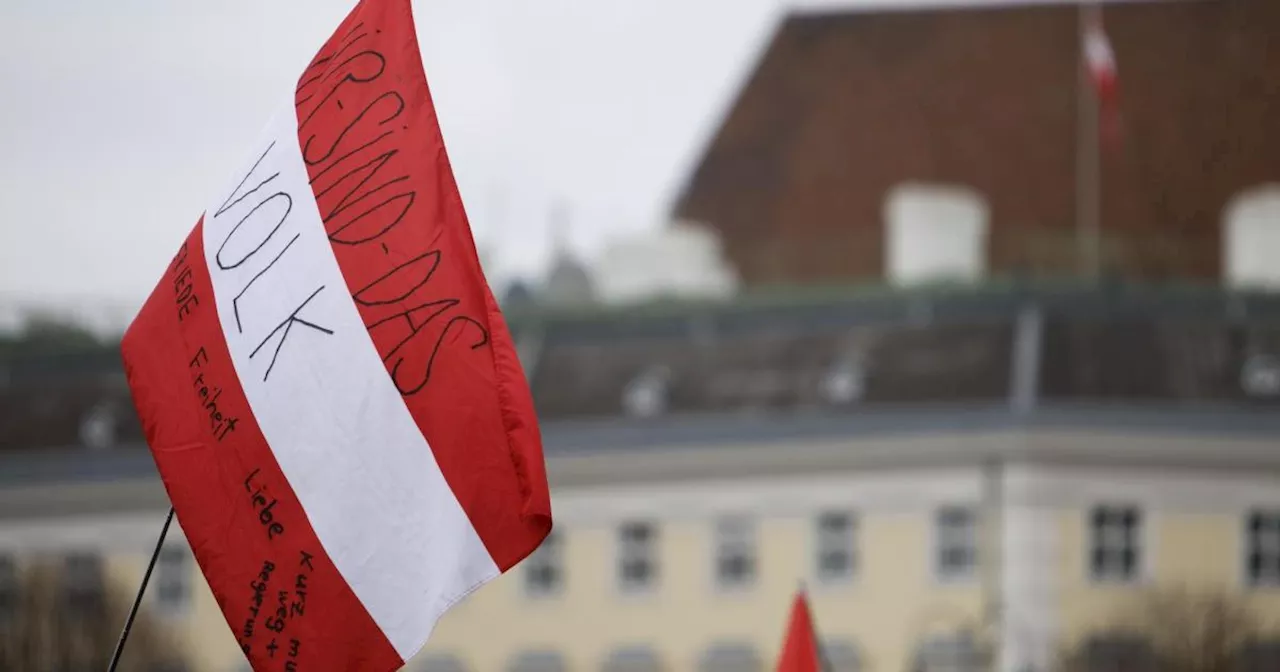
(1083, 8), (1122, 149)
(120, 0), (552, 670)
(776, 588), (823, 672)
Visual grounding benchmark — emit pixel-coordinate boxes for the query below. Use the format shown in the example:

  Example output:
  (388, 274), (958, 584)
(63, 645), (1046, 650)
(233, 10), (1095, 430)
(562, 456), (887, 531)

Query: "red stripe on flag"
(122, 220), (402, 671)
(292, 0), (551, 570)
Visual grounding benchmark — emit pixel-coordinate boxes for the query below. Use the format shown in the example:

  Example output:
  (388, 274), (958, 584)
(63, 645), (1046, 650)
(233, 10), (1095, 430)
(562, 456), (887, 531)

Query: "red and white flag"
(1082, 10), (1121, 148)
(775, 589), (822, 672)
(120, 0), (552, 670)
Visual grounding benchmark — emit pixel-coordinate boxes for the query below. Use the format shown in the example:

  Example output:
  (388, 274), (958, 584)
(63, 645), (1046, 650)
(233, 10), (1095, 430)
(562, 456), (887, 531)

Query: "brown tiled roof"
(673, 1), (1280, 285)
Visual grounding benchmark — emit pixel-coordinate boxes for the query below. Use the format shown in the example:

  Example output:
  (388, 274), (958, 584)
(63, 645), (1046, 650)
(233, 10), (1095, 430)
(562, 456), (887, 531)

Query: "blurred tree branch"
(0, 560), (184, 672)
(1055, 587), (1269, 672)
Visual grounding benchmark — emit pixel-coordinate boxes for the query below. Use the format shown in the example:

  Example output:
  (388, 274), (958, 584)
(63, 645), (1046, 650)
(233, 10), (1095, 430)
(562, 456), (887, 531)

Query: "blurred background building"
(3, 1), (1280, 671)
(7, 289), (1280, 672)
(675, 0), (1280, 289)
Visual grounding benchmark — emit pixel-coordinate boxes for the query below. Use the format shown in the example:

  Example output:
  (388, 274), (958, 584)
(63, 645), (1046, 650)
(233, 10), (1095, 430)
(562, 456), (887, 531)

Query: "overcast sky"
(0, 0), (785, 312)
(0, 0), (1098, 320)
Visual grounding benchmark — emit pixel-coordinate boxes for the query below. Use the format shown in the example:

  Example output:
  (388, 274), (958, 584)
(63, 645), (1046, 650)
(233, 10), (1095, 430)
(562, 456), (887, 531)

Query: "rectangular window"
(936, 506), (977, 580)
(156, 545), (191, 613)
(917, 633), (981, 672)
(815, 511), (856, 583)
(0, 554), (16, 621)
(523, 531), (563, 598)
(1246, 510), (1280, 586)
(715, 517), (756, 590)
(1090, 505), (1142, 582)
(618, 521), (657, 593)
(62, 552), (104, 611)
(1085, 636), (1155, 672)
(1241, 640), (1280, 672)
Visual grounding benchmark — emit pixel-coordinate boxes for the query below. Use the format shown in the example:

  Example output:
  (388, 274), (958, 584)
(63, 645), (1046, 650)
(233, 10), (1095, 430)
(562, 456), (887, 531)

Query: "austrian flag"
(1083, 12), (1121, 148)
(120, 0), (552, 670)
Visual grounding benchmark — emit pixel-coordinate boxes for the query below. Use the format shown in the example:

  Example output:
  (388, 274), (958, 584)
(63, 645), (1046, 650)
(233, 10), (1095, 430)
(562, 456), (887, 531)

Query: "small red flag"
(776, 589), (822, 672)
(1083, 12), (1122, 149)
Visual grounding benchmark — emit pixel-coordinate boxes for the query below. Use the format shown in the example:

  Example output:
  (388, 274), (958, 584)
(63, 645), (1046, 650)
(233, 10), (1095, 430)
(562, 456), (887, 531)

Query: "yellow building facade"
(4, 418), (1280, 672)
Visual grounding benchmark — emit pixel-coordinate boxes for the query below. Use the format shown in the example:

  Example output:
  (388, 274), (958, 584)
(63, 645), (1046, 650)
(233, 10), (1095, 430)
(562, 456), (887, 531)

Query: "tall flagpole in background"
(1076, 1), (1103, 281)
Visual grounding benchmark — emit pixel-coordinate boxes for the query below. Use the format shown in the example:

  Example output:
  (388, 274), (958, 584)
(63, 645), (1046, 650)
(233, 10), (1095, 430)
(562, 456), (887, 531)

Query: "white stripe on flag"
(200, 100), (499, 659)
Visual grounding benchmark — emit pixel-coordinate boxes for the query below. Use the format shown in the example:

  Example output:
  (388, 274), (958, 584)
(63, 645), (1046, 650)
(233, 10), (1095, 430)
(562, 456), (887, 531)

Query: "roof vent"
(1224, 184), (1280, 290)
(622, 366), (670, 418)
(1242, 354), (1280, 398)
(78, 401), (118, 451)
(885, 183), (989, 286)
(822, 355), (865, 406)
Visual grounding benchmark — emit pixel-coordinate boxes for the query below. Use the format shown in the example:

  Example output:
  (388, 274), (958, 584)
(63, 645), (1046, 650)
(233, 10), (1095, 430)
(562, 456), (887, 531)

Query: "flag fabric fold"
(776, 589), (822, 672)
(120, 0), (552, 669)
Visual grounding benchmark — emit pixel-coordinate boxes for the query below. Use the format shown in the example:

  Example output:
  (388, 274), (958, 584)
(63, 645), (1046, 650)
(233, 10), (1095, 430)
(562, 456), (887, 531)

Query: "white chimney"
(885, 183), (989, 286)
(1224, 184), (1280, 290)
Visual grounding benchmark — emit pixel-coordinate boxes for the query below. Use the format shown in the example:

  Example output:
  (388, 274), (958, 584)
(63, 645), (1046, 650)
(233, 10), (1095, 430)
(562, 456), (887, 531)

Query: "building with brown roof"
(672, 0), (1280, 288)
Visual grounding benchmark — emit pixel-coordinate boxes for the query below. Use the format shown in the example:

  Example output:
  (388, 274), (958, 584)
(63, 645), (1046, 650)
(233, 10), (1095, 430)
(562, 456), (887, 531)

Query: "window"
(507, 650), (565, 672)
(602, 646), (662, 672)
(815, 511), (856, 583)
(1089, 506), (1142, 582)
(618, 522), (657, 593)
(62, 552), (104, 612)
(156, 545), (191, 613)
(523, 532), (562, 597)
(1083, 636), (1155, 672)
(0, 554), (16, 621)
(820, 639), (862, 672)
(700, 642), (762, 672)
(1246, 510), (1280, 586)
(914, 633), (982, 672)
(936, 506), (977, 580)
(418, 653), (469, 672)
(1241, 640), (1280, 672)
(714, 517), (756, 590)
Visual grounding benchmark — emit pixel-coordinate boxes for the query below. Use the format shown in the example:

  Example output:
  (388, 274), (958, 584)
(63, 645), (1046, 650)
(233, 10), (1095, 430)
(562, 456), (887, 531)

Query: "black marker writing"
(248, 286), (334, 382)
(171, 243), (201, 322)
(265, 589), (289, 633)
(292, 555), (311, 618)
(391, 315), (488, 396)
(242, 560), (275, 642)
(290, 583), (307, 617)
(188, 347), (240, 441)
(294, 36), (493, 398)
(211, 140), (334, 383)
(285, 638), (302, 672)
(232, 233), (300, 333)
(297, 21), (369, 107)
(244, 469), (286, 540)
(216, 192), (294, 272)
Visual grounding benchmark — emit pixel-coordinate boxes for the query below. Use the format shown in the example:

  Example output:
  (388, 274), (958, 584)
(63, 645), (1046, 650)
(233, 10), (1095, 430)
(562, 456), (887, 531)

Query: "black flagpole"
(107, 506), (175, 672)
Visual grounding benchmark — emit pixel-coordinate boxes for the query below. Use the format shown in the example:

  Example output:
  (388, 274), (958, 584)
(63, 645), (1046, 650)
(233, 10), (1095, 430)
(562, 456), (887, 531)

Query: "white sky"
(0, 0), (783, 312)
(0, 0), (1107, 317)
